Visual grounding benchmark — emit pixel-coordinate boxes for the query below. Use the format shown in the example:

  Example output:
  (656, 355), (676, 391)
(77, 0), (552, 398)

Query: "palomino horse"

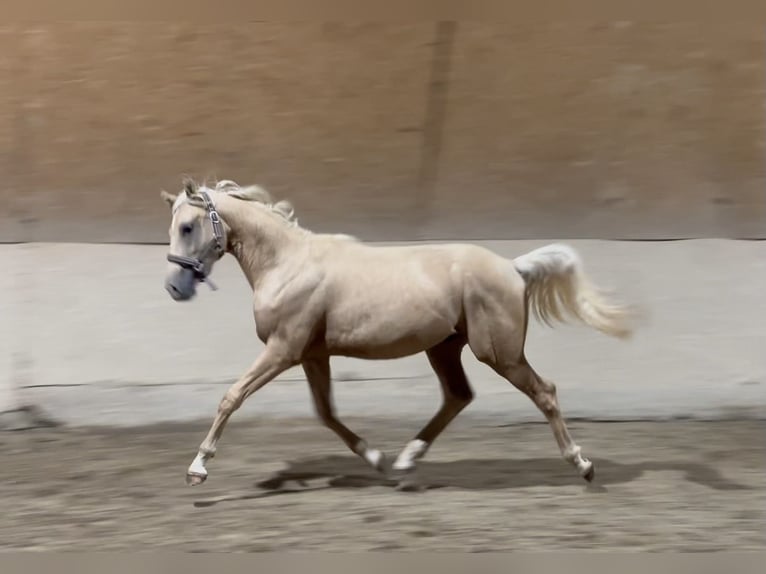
(161, 178), (634, 489)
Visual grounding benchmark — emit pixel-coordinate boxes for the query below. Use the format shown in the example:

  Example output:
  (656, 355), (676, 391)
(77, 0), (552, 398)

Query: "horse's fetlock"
(563, 444), (582, 463)
(199, 446), (217, 459)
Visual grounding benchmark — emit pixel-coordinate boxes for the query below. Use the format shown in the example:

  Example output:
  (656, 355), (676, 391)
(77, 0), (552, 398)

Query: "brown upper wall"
(0, 22), (763, 243)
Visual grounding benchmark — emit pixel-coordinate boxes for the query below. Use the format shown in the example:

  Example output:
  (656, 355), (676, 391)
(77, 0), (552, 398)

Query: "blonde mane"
(173, 177), (357, 241)
(211, 179), (299, 227)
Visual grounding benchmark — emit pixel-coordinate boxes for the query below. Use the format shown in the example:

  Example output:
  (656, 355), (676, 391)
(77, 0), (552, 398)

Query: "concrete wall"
(0, 253), (15, 412)
(1, 23), (764, 426)
(2, 240), (764, 427)
(1, 22), (763, 243)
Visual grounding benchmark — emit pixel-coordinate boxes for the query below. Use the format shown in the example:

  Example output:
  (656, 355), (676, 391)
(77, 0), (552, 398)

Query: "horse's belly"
(324, 298), (457, 359)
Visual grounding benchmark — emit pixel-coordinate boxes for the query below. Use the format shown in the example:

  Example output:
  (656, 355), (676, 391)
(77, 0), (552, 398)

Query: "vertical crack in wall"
(9, 29), (36, 243)
(413, 21), (457, 240)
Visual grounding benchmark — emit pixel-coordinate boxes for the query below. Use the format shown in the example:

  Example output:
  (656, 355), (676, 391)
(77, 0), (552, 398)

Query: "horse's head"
(160, 178), (228, 301)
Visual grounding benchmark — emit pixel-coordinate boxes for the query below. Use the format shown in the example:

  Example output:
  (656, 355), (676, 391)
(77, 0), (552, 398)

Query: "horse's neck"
(220, 199), (304, 290)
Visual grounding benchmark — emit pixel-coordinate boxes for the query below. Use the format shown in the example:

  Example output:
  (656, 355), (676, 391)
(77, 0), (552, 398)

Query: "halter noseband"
(167, 189), (225, 291)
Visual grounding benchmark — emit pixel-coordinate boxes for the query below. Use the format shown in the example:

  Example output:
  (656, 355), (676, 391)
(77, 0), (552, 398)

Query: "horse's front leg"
(303, 357), (387, 473)
(186, 344), (294, 485)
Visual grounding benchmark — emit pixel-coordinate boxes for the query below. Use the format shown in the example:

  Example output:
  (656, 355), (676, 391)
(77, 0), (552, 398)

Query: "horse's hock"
(0, 21), (763, 243)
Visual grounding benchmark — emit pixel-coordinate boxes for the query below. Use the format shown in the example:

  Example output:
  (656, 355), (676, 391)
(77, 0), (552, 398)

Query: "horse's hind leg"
(391, 334), (474, 488)
(499, 360), (594, 481)
(303, 357), (386, 473)
(465, 289), (594, 482)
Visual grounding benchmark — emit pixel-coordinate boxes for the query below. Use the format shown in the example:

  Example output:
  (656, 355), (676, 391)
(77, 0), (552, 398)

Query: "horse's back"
(313, 239), (526, 358)
(321, 239), (522, 298)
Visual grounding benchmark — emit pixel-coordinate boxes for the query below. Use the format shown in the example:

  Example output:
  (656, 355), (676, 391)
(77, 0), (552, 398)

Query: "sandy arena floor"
(1, 417), (763, 551)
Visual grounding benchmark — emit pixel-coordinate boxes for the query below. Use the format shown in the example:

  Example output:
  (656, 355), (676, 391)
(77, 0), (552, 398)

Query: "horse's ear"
(182, 177), (197, 197)
(160, 190), (177, 209)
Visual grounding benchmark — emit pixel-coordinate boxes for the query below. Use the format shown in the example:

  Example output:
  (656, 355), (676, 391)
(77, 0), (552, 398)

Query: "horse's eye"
(180, 223), (193, 236)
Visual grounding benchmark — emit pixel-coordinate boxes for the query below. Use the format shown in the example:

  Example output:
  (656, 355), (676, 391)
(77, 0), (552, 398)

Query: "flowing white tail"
(513, 243), (634, 339)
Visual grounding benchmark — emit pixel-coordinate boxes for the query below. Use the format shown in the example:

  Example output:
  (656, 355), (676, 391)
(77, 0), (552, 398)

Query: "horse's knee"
(219, 389), (242, 414)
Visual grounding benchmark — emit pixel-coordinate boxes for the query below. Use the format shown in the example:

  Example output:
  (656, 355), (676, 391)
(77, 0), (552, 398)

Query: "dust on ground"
(1, 417), (764, 551)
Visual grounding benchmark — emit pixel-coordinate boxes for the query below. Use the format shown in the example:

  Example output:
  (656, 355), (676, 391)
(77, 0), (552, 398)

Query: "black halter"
(167, 189), (225, 291)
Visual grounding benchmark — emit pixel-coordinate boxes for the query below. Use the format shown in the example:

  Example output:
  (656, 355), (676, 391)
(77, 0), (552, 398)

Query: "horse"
(160, 177), (635, 489)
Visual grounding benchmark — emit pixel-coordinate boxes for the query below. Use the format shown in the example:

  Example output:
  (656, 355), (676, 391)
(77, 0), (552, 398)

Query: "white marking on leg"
(188, 453), (208, 477)
(364, 448), (384, 470)
(564, 444), (592, 475)
(393, 439), (429, 471)
(353, 439), (385, 471)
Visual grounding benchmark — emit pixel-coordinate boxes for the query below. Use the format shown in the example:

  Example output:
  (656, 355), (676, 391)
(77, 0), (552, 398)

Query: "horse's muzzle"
(165, 268), (197, 301)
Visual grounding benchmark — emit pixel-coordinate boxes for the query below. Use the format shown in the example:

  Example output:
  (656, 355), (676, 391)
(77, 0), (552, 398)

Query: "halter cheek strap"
(167, 190), (225, 291)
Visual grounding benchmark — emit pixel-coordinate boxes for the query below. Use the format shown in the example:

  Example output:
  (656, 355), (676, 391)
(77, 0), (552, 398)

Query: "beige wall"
(3, 240), (765, 425)
(1, 22), (763, 243)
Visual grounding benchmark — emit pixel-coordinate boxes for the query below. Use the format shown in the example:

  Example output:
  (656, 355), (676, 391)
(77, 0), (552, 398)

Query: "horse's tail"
(513, 243), (634, 339)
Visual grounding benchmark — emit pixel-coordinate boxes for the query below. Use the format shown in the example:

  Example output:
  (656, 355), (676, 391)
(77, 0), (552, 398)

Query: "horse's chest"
(251, 286), (316, 343)
(253, 300), (291, 342)
(252, 307), (275, 343)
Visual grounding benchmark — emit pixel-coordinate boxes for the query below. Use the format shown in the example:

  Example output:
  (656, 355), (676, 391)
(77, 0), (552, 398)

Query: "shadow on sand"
(193, 453), (751, 508)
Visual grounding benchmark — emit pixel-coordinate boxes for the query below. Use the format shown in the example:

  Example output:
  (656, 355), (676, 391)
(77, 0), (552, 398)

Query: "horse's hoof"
(359, 448), (390, 476)
(186, 472), (207, 486)
(582, 462), (595, 483)
(370, 450), (388, 475)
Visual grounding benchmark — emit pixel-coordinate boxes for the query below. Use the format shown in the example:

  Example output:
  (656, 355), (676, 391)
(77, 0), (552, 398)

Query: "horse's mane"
(180, 178), (299, 228)
(178, 177), (357, 242)
(212, 179), (299, 227)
